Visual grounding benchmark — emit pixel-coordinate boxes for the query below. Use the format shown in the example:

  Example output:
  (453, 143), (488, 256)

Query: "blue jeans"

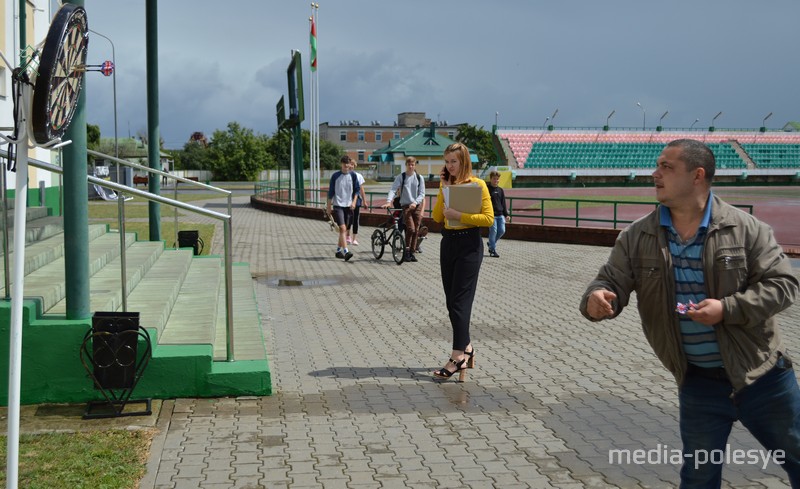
(679, 357), (800, 488)
(488, 216), (506, 251)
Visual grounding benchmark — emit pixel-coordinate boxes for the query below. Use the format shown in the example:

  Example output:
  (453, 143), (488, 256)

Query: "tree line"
(87, 121), (496, 182)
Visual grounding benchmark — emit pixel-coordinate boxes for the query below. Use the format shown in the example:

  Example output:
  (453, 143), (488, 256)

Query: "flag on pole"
(310, 20), (317, 71)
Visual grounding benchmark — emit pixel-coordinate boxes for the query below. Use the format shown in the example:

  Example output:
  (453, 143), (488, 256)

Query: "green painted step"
(213, 263), (265, 361)
(9, 231), (137, 312)
(159, 257), (222, 346)
(124, 248), (194, 339)
(0, 205), (49, 228)
(47, 240), (165, 315)
(0, 224), (106, 281)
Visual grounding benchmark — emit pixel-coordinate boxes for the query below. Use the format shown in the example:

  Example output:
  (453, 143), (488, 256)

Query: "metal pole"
(89, 30), (126, 310)
(6, 84), (32, 489)
(87, 30), (118, 161)
(63, 0), (90, 321)
(1, 158), (10, 298)
(118, 194), (128, 311)
(308, 7), (316, 203)
(18, 0), (26, 67)
(224, 217), (235, 361)
(636, 102), (646, 131)
(174, 184), (178, 250)
(6, 150), (27, 489)
(146, 0), (161, 241)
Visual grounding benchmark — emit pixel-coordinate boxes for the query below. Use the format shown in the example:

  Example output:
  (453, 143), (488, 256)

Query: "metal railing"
(505, 196), (658, 228)
(254, 183), (437, 218)
(87, 149), (232, 248)
(0, 149), (236, 361)
(253, 183), (754, 229)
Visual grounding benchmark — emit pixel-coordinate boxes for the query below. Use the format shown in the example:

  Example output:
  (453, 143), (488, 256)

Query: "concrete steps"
(0, 208), (269, 403)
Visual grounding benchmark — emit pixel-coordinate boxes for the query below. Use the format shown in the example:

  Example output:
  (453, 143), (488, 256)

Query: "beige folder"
(446, 183), (482, 227)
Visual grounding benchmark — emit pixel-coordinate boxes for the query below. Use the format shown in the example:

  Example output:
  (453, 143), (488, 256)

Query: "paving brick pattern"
(144, 195), (800, 488)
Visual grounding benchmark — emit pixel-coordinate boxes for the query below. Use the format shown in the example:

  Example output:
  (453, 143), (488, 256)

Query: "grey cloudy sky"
(81, 0), (800, 149)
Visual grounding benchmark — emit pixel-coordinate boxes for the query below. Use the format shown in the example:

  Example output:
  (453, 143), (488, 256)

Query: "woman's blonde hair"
(443, 142), (472, 184)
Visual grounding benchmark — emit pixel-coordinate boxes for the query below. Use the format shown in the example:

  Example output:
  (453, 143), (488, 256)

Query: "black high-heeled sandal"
(433, 358), (467, 381)
(465, 348), (475, 369)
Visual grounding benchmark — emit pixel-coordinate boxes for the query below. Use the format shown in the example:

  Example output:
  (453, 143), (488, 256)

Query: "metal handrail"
(0, 149), (236, 361)
(87, 149), (233, 249)
(254, 183), (754, 229)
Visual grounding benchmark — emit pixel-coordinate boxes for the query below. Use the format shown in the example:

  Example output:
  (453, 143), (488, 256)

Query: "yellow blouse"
(432, 177), (494, 230)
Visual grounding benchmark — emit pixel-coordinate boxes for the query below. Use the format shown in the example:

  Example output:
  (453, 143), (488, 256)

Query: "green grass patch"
(0, 429), (152, 489)
(89, 193), (223, 219)
(95, 221), (216, 255)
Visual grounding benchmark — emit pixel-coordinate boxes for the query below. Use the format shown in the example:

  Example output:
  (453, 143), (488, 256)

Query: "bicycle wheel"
(391, 231), (405, 265)
(371, 229), (385, 260)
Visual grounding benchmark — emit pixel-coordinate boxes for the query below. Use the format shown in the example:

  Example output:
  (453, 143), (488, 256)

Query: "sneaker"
(489, 250), (500, 258)
(346, 236), (352, 244)
(406, 253), (418, 262)
(415, 245), (423, 253)
(344, 251), (354, 261)
(335, 251), (345, 259)
(352, 239), (359, 246)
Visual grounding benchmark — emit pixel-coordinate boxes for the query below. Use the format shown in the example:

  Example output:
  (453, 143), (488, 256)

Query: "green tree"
(265, 129), (343, 171)
(319, 138), (345, 170)
(96, 138), (122, 157)
(87, 123), (101, 150)
(206, 122), (268, 181)
(455, 123), (496, 167)
(174, 140), (211, 171)
(265, 130), (292, 170)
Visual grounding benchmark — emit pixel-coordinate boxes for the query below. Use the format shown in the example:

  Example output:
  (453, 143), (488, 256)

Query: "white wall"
(2, 2), (60, 189)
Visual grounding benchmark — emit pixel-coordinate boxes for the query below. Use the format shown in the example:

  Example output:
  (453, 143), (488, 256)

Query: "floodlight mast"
(636, 102), (646, 130)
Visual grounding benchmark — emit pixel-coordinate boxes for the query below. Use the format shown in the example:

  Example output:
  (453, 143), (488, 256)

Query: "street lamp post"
(605, 109), (615, 131)
(542, 116), (549, 129)
(636, 102), (646, 130)
(658, 110), (669, 131)
(495, 111), (498, 127)
(710, 111), (722, 131)
(87, 29), (128, 312)
(690, 118), (699, 130)
(762, 112), (773, 130)
(88, 29), (118, 164)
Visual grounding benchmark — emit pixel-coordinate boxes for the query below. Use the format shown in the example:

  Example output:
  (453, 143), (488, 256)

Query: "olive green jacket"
(580, 194), (798, 391)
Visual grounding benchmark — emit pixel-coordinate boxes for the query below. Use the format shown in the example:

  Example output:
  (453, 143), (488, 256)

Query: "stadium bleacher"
(496, 130), (800, 171)
(741, 143), (800, 168)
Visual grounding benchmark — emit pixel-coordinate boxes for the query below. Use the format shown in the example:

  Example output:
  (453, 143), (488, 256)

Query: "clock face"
(31, 4), (88, 145)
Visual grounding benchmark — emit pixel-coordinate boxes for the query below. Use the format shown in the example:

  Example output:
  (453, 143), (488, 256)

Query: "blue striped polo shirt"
(659, 193), (723, 368)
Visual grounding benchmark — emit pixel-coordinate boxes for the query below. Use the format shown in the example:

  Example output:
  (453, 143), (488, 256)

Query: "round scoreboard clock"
(31, 4), (89, 145)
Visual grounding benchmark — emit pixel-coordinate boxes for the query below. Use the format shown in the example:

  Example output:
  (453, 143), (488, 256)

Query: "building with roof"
(319, 112), (461, 168)
(369, 122), (477, 180)
(783, 122), (800, 132)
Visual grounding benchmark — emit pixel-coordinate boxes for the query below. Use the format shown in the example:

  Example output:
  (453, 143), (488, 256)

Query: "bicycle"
(371, 208), (406, 265)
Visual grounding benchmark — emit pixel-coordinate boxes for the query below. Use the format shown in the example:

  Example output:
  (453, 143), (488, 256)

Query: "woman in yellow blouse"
(432, 142), (494, 381)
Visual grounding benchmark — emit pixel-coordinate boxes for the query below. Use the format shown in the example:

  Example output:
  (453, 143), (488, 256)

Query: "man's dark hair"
(666, 139), (715, 183)
(340, 155), (351, 164)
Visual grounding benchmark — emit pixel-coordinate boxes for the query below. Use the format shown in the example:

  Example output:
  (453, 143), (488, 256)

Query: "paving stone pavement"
(143, 195), (800, 489)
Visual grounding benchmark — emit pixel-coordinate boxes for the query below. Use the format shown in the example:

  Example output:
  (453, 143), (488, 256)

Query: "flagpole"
(308, 12), (314, 201)
(309, 4), (319, 203)
(314, 3), (320, 201)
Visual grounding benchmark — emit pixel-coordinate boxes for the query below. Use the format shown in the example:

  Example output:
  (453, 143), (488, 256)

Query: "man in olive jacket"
(580, 139), (799, 487)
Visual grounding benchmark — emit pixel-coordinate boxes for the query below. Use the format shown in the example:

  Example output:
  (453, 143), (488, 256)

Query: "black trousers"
(347, 205), (361, 234)
(439, 227), (483, 351)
